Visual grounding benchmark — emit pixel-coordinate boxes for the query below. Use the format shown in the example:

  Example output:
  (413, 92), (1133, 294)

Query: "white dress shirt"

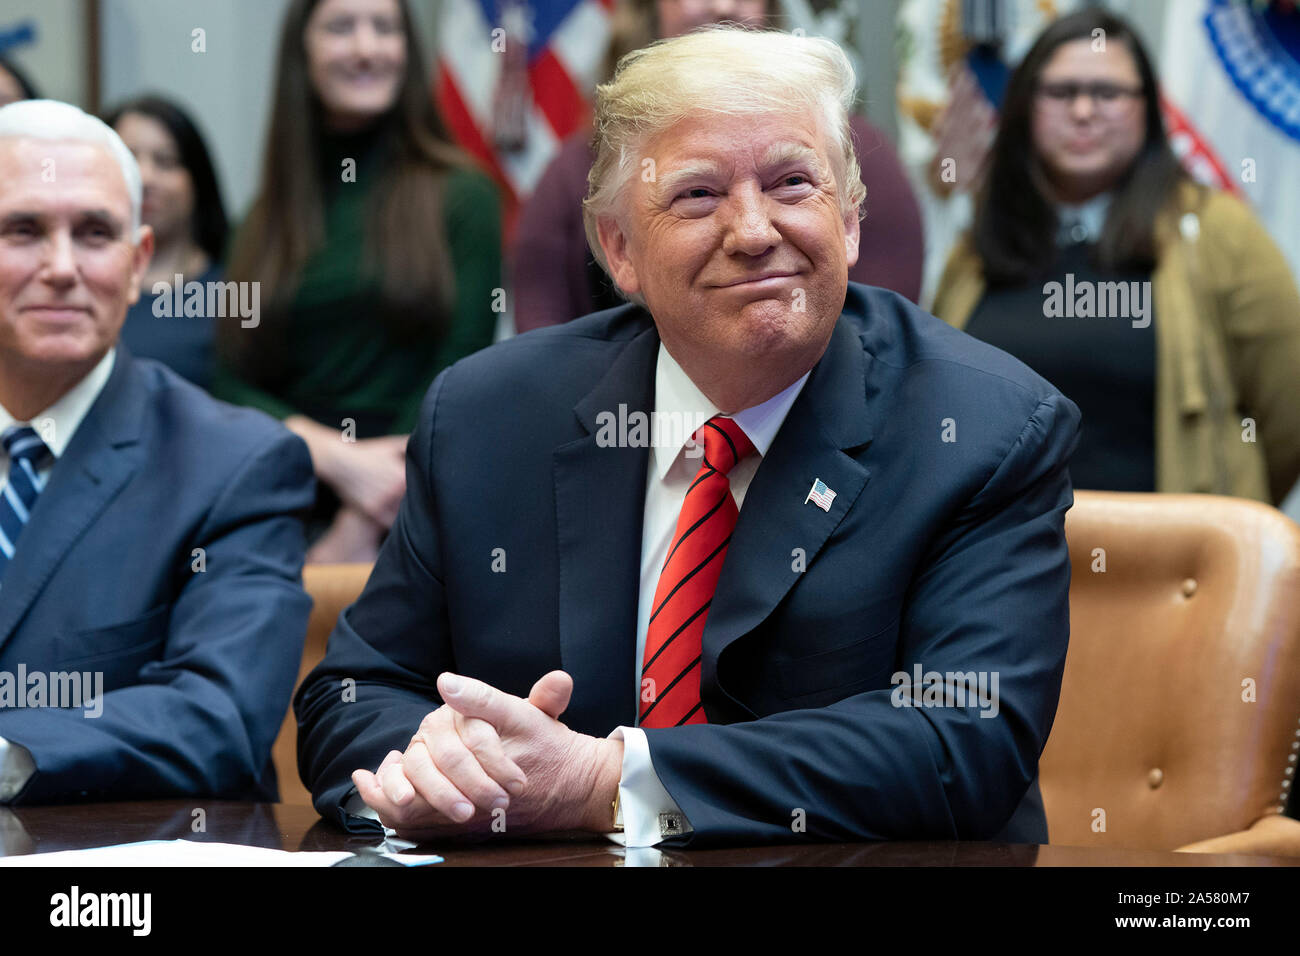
(0, 348), (117, 802)
(610, 343), (809, 846)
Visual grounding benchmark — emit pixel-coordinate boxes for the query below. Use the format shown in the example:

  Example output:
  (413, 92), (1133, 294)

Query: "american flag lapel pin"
(805, 478), (836, 512)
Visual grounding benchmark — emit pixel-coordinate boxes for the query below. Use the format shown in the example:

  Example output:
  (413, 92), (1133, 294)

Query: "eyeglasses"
(1036, 81), (1144, 114)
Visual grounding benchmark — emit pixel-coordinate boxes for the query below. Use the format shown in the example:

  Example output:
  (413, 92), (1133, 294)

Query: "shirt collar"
(1056, 191), (1112, 245)
(651, 342), (810, 481)
(0, 348), (116, 459)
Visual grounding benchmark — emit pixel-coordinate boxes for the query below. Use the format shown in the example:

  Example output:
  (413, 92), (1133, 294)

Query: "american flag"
(805, 478), (837, 512)
(435, 0), (613, 235)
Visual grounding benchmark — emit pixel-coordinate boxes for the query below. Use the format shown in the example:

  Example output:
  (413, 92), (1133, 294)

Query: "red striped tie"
(640, 416), (755, 728)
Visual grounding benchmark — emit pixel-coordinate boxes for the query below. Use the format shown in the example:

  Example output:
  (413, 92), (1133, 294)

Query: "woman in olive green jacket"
(931, 10), (1300, 504)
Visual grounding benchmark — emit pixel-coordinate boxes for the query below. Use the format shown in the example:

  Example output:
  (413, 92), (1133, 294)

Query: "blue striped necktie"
(0, 425), (52, 581)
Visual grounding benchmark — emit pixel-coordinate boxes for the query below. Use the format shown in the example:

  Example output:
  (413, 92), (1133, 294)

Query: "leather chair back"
(1040, 492), (1300, 849)
(272, 564), (372, 806)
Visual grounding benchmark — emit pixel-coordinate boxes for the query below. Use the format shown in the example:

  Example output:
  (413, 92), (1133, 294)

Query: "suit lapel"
(702, 319), (875, 716)
(0, 351), (145, 653)
(553, 321), (659, 732)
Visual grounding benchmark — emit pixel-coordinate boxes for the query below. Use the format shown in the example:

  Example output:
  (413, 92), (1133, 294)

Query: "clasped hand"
(352, 671), (622, 839)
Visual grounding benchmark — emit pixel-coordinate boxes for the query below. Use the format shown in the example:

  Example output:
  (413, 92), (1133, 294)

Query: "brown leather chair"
(272, 563), (373, 806)
(1040, 491), (1300, 855)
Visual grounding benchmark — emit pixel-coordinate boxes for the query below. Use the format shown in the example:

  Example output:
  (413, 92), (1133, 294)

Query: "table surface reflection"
(2, 801), (1297, 866)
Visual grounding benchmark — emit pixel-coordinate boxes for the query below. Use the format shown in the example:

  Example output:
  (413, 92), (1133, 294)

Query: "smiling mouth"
(719, 272), (800, 288)
(342, 71), (397, 84)
(24, 306), (92, 317)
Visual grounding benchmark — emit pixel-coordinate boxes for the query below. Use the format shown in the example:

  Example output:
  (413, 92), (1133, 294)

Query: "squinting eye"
(79, 224), (113, 243)
(781, 175), (809, 187)
(679, 188), (712, 200)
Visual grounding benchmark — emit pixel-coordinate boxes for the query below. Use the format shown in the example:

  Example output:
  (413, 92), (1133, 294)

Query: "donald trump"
(298, 26), (1080, 846)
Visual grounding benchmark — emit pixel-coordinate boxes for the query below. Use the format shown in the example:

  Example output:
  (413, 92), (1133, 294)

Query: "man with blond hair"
(0, 100), (314, 803)
(298, 27), (1079, 846)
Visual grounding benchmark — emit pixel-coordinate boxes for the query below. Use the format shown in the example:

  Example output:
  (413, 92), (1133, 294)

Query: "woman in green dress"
(218, 0), (502, 562)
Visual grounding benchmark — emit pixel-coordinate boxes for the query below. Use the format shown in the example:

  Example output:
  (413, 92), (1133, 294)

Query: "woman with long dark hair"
(106, 95), (229, 389)
(932, 9), (1300, 503)
(216, 0), (502, 562)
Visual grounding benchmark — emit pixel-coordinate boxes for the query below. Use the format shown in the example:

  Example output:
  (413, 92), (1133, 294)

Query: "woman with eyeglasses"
(931, 9), (1300, 503)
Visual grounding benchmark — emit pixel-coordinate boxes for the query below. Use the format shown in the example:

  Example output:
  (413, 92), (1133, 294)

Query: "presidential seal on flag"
(1159, 0), (1300, 280)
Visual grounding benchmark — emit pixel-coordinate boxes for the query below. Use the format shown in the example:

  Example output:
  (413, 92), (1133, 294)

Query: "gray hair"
(582, 26), (866, 300)
(0, 99), (143, 236)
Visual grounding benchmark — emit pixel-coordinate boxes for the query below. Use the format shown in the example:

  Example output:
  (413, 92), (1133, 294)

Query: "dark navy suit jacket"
(297, 283), (1081, 844)
(0, 348), (315, 802)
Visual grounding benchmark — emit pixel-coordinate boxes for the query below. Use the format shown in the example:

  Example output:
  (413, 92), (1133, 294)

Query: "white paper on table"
(0, 839), (442, 867)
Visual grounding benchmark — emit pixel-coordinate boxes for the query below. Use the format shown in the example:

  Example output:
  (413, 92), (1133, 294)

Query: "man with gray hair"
(299, 27), (1080, 846)
(0, 100), (315, 803)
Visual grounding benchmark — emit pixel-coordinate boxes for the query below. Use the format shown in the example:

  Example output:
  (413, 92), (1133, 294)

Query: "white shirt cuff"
(0, 735), (36, 803)
(343, 789), (381, 821)
(605, 726), (691, 847)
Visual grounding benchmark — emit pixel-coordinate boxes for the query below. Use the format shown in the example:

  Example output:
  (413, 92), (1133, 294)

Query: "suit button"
(1147, 768), (1164, 789)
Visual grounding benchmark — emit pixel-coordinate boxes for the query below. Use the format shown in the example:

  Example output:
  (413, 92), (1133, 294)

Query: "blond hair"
(582, 26), (866, 291)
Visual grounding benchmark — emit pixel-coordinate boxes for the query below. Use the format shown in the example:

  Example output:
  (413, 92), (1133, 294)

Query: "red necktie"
(640, 416), (755, 728)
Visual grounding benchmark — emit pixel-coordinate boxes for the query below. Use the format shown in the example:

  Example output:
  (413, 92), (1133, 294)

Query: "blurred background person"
(510, 0), (925, 333)
(216, 0), (503, 563)
(931, 9), (1300, 504)
(895, 0), (1076, 305)
(105, 95), (228, 391)
(0, 55), (39, 107)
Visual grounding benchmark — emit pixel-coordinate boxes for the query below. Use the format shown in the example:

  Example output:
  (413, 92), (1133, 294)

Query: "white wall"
(99, 0), (293, 220)
(0, 0), (86, 105)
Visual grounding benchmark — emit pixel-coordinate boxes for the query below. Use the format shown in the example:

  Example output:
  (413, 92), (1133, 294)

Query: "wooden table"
(3, 800), (1298, 866)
